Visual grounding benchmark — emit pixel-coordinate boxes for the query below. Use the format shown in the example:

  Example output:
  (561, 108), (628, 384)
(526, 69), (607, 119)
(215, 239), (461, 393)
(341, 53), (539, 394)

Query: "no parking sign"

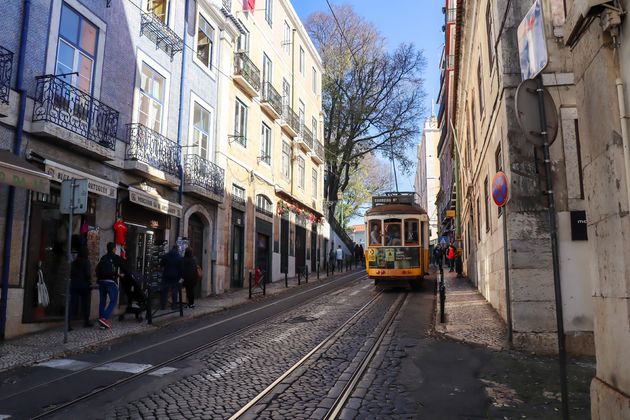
(492, 172), (509, 207)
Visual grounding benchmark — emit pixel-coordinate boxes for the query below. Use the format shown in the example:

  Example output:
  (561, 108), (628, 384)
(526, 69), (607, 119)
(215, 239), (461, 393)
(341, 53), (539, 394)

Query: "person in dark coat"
(433, 246), (444, 271)
(182, 247), (200, 309)
(160, 245), (183, 309)
(70, 246), (93, 329)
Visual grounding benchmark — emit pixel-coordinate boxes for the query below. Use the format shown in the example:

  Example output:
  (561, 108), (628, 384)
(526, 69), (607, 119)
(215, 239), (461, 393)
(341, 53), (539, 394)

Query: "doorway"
(295, 225), (306, 274)
(310, 224), (317, 273)
(231, 210), (244, 288)
(188, 213), (204, 296)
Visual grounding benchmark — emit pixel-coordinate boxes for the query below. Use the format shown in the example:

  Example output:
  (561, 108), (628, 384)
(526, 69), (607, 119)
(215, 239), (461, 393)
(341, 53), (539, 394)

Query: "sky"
(291, 0), (444, 223)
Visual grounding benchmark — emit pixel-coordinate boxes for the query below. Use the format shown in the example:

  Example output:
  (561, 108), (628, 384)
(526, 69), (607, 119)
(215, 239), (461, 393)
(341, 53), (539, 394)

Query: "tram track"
(4, 271), (368, 419)
(229, 291), (409, 420)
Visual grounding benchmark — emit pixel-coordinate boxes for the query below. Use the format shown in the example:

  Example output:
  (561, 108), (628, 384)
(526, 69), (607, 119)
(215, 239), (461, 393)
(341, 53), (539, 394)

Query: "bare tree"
(307, 5), (425, 216)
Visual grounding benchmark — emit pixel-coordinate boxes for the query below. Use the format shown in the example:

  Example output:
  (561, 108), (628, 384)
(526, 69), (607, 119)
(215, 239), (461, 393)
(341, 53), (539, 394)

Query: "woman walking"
(182, 247), (200, 308)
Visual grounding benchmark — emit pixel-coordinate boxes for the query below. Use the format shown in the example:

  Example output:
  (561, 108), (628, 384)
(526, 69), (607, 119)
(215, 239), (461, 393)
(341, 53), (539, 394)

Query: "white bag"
(36, 268), (49, 308)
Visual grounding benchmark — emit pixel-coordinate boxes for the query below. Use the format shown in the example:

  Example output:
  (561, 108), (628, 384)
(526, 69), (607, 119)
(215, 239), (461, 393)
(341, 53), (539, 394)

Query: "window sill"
(192, 57), (217, 81)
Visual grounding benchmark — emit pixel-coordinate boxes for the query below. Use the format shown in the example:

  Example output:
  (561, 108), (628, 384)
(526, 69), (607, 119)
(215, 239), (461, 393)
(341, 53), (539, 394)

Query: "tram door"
(295, 226), (306, 273)
(188, 214), (204, 296)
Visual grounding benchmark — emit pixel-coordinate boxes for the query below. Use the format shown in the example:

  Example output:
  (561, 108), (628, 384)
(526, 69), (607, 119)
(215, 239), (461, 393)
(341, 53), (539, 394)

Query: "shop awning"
(44, 160), (118, 198)
(0, 150), (50, 194)
(129, 187), (182, 218)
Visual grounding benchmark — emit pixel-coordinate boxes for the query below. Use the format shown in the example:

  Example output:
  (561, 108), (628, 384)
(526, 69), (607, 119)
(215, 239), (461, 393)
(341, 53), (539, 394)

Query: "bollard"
(285, 271), (288, 288)
(317, 264), (320, 280)
(248, 271), (252, 299)
(439, 271), (446, 323)
(298, 269), (301, 286)
(179, 283), (184, 317)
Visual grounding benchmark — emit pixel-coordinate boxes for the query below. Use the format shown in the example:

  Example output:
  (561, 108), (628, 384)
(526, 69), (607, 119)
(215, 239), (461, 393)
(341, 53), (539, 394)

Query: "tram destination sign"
(372, 192), (415, 206)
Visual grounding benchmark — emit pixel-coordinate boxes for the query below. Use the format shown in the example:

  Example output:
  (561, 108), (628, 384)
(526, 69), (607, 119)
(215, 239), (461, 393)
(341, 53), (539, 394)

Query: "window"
(495, 143), (503, 216)
(282, 78), (290, 111)
(256, 194), (273, 213)
(282, 141), (291, 179)
(262, 53), (272, 85)
(312, 116), (317, 140)
(139, 63), (166, 132)
(311, 168), (318, 198)
(192, 102), (211, 158)
(312, 67), (317, 93)
(299, 46), (305, 74)
(232, 184), (246, 203)
(283, 21), (291, 55)
(471, 99), (477, 148)
(484, 176), (490, 232)
(369, 220), (382, 246)
(404, 219), (419, 245)
(384, 219), (402, 246)
(56, 4), (98, 92)
(298, 100), (305, 131)
(234, 98), (248, 147)
(297, 156), (305, 189)
(477, 59), (484, 114)
(237, 21), (249, 52)
(265, 0), (273, 26)
(260, 123), (271, 165)
(196, 14), (214, 69)
(146, 0), (169, 24)
(486, 2), (495, 69)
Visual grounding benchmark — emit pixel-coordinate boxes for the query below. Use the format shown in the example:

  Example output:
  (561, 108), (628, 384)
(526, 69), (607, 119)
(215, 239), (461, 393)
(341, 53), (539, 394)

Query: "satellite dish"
(515, 79), (558, 147)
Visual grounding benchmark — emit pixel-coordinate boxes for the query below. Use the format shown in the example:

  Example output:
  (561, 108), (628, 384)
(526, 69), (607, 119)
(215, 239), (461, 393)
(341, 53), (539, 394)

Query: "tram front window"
(369, 220), (382, 245)
(384, 220), (402, 246)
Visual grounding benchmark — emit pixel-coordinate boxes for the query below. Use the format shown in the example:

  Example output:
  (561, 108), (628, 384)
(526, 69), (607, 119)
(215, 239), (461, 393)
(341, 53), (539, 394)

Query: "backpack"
(96, 254), (116, 280)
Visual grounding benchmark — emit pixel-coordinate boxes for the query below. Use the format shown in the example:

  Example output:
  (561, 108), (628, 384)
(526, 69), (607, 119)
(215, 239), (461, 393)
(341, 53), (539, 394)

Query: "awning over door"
(0, 150), (51, 194)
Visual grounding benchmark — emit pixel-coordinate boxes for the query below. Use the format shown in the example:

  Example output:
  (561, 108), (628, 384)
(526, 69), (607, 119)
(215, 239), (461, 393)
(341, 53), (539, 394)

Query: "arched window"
(256, 194), (273, 216)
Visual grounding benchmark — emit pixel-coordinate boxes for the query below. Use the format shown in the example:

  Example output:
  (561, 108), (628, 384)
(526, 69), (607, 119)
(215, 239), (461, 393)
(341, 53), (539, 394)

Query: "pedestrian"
(95, 242), (123, 329)
(182, 247), (200, 309)
(358, 244), (365, 267)
(336, 245), (344, 273)
(69, 246), (93, 329)
(433, 246), (443, 271)
(329, 247), (336, 273)
(161, 245), (183, 310)
(354, 244), (361, 264)
(447, 243), (456, 272)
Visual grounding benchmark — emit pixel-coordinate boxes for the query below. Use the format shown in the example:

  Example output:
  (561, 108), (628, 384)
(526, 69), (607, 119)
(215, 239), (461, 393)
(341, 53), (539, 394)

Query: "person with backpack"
(69, 246), (93, 329)
(95, 242), (123, 329)
(181, 247), (200, 309)
(160, 245), (183, 310)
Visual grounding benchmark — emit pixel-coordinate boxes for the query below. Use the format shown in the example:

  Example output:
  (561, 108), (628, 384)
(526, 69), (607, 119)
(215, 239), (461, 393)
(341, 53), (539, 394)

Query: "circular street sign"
(492, 171), (509, 207)
(515, 79), (558, 147)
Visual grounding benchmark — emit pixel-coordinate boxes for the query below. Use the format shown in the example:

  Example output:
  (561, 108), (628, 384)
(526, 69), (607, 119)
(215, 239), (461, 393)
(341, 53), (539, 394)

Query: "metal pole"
(63, 179), (75, 343)
(248, 271), (252, 299)
(502, 206), (513, 344)
(285, 271), (288, 288)
(536, 76), (568, 419)
(439, 267), (445, 323)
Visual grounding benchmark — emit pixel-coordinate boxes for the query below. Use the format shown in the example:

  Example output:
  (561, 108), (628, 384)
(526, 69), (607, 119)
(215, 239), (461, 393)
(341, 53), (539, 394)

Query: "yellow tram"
(364, 192), (429, 287)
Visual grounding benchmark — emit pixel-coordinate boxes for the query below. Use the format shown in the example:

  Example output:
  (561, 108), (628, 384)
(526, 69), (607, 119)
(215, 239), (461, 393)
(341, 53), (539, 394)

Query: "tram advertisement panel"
(367, 247), (420, 269)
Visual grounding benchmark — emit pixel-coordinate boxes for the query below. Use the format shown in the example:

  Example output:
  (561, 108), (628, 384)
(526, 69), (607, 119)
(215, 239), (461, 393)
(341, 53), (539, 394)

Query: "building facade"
(414, 115), (440, 247)
(453, 0), (594, 355)
(0, 0), (325, 339)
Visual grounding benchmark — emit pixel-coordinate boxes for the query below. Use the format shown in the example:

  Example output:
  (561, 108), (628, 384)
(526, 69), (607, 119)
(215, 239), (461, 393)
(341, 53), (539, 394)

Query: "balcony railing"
(140, 12), (184, 60)
(0, 46), (13, 105)
(261, 81), (282, 115)
(301, 125), (314, 150)
(32, 75), (119, 149)
(256, 205), (274, 218)
(184, 153), (225, 197)
(234, 52), (261, 93)
(282, 106), (300, 135)
(232, 195), (246, 207)
(126, 123), (181, 176)
(314, 140), (324, 161)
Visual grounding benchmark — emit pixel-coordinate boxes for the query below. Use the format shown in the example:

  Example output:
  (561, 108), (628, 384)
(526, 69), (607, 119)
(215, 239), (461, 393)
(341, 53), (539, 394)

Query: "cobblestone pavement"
(95, 281), (378, 419)
(0, 270), (354, 373)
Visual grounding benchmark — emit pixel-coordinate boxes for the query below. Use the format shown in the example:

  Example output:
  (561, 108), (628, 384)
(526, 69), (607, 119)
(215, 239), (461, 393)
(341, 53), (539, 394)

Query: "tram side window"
(369, 220), (382, 245)
(404, 219), (419, 245)
(384, 219), (402, 246)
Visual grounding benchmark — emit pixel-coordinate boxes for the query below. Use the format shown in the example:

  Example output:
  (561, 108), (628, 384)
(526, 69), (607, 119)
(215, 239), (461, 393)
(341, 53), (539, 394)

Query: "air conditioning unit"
(565, 0), (618, 47)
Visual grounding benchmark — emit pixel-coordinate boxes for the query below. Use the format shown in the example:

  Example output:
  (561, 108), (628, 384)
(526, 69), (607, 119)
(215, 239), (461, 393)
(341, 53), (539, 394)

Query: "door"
(295, 225), (306, 274)
(310, 224), (317, 272)
(280, 217), (289, 273)
(188, 214), (204, 296)
(231, 210), (244, 288)
(255, 233), (270, 283)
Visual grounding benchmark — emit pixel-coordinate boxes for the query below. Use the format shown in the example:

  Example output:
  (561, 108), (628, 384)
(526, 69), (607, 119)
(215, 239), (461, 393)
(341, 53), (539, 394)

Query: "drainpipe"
(175, 0), (190, 240)
(0, 0), (31, 340)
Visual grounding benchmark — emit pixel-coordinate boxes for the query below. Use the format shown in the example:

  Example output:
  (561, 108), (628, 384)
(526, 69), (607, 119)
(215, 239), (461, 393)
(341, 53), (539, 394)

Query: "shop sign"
(0, 165), (50, 194)
(129, 187), (182, 218)
(45, 161), (117, 199)
(446, 209), (456, 218)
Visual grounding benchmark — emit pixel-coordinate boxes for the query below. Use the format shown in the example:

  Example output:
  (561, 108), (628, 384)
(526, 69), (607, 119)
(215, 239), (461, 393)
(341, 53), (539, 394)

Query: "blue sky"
(292, 0), (443, 220)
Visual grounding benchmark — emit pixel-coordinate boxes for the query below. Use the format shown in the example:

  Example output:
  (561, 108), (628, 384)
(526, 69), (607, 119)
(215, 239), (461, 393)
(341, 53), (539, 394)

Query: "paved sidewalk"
(433, 269), (508, 350)
(0, 268), (357, 373)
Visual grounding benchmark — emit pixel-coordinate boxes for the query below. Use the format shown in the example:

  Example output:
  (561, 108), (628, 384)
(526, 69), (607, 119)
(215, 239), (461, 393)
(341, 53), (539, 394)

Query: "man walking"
(336, 245), (344, 273)
(95, 242), (123, 329)
(161, 245), (183, 309)
(433, 246), (443, 272)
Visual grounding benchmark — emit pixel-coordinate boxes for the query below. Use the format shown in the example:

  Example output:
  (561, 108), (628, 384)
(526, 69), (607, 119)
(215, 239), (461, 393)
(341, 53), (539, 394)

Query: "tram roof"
(365, 203), (427, 216)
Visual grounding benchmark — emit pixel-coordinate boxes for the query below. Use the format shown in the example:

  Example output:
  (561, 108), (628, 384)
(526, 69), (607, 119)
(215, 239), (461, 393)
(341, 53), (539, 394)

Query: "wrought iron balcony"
(0, 46), (13, 106)
(281, 105), (300, 137)
(301, 125), (314, 150)
(232, 195), (246, 207)
(261, 81), (282, 118)
(32, 74), (119, 150)
(256, 205), (274, 218)
(233, 52), (260, 96)
(140, 12), (184, 61)
(184, 153), (225, 198)
(312, 140), (324, 164)
(126, 123), (181, 176)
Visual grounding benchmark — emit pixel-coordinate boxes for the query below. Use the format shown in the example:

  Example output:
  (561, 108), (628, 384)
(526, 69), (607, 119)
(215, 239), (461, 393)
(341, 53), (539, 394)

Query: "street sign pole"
(536, 75), (569, 419)
(63, 179), (76, 344)
(502, 203), (512, 344)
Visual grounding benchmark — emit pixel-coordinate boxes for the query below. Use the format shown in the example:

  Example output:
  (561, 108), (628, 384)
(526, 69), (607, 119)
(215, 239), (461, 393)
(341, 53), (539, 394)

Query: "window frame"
(137, 60), (168, 134)
(260, 122), (272, 165)
(281, 140), (291, 180)
(477, 58), (485, 115)
(188, 93), (214, 161)
(283, 21), (291, 55)
(312, 66), (317, 94)
(297, 156), (305, 190)
(232, 184), (246, 201)
(264, 0), (273, 26)
(193, 9), (216, 77)
(234, 98), (248, 147)
(368, 220), (383, 246)
(384, 219), (402, 247)
(486, 2), (495, 70)
(299, 46), (305, 74)
(256, 194), (273, 212)
(311, 168), (318, 199)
